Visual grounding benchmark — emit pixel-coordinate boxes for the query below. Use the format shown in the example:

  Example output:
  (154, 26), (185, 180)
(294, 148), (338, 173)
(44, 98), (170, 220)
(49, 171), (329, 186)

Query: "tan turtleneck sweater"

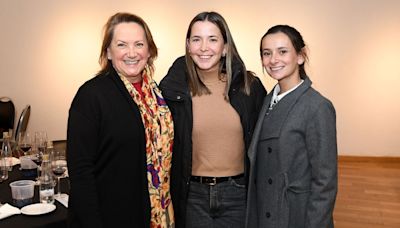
(191, 78), (244, 177)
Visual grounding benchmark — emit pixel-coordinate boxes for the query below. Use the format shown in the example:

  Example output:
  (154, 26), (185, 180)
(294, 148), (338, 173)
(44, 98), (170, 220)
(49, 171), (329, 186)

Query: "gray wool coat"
(245, 77), (338, 228)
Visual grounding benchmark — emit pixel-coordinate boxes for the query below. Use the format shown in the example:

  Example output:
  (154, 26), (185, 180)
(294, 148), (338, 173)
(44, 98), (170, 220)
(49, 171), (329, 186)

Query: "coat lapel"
(248, 78), (312, 161)
(260, 78), (312, 140)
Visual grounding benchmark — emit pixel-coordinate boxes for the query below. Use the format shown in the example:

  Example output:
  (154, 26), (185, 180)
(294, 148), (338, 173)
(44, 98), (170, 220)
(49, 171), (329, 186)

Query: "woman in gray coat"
(246, 25), (338, 228)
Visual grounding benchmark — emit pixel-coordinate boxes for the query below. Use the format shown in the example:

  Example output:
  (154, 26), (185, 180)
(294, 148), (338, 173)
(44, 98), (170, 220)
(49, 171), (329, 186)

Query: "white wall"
(1, 0), (399, 156)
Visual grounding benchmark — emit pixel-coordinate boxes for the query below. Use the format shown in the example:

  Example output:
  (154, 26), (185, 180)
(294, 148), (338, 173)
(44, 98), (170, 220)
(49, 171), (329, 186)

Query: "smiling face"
(107, 22), (150, 83)
(261, 32), (304, 87)
(187, 21), (227, 74)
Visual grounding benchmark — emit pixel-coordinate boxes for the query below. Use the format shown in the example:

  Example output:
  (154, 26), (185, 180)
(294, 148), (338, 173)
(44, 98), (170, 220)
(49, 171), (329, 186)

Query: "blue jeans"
(186, 176), (247, 228)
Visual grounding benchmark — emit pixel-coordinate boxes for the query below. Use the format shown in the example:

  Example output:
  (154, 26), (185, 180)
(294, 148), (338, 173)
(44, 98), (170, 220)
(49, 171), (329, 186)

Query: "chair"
(0, 97), (15, 137)
(14, 105), (31, 143)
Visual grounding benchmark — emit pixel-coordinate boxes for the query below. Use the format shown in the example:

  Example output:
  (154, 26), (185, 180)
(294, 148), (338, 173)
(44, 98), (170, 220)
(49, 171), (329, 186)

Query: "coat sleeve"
(67, 84), (103, 227)
(305, 99), (338, 228)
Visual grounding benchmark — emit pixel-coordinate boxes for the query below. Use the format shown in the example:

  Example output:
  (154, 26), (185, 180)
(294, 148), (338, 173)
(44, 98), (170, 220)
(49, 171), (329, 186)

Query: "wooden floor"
(334, 157), (400, 227)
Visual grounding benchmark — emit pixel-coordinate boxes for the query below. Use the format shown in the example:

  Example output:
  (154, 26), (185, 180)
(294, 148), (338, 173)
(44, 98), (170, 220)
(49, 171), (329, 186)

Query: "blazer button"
(268, 178), (272, 184)
(266, 212), (271, 218)
(268, 147), (272, 153)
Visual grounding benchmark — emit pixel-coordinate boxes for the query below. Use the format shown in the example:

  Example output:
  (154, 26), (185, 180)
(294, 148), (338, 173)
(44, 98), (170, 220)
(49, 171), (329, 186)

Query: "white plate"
(20, 203), (56, 215)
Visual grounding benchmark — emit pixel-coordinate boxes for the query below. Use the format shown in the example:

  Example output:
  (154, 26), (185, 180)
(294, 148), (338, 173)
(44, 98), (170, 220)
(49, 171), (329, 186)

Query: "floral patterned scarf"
(119, 69), (174, 228)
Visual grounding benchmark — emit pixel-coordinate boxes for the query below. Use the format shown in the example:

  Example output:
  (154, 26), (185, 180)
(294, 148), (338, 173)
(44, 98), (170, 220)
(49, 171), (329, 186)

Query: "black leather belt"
(190, 173), (244, 186)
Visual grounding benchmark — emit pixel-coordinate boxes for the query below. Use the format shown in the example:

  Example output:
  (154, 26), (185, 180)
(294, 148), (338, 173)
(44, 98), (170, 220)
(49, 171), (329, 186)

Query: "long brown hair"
(185, 11), (253, 100)
(98, 12), (158, 76)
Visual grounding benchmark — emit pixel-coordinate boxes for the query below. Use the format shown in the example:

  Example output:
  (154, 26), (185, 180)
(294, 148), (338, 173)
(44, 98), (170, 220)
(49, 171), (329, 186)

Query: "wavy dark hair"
(260, 25), (309, 79)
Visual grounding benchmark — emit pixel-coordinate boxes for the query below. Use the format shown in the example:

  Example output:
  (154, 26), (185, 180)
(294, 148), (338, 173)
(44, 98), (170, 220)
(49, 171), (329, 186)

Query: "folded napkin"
(19, 156), (37, 169)
(10, 157), (20, 166)
(54, 194), (69, 208)
(0, 203), (21, 220)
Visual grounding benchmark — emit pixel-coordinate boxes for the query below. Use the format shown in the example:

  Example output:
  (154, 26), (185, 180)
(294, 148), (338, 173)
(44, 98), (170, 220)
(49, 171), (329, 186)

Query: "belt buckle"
(200, 176), (217, 186)
(210, 177), (217, 186)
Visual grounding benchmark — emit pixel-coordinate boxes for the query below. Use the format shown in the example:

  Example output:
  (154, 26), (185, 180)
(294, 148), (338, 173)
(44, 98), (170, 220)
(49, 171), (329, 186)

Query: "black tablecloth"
(0, 164), (68, 228)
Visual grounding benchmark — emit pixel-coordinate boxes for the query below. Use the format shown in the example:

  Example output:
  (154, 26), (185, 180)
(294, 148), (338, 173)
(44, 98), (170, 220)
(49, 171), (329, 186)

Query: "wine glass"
(51, 149), (67, 198)
(18, 132), (32, 156)
(34, 131), (47, 183)
(35, 131), (47, 157)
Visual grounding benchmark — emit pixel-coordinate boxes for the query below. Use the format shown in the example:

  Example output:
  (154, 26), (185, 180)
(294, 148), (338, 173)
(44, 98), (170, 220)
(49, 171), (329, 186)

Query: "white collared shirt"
(269, 80), (304, 109)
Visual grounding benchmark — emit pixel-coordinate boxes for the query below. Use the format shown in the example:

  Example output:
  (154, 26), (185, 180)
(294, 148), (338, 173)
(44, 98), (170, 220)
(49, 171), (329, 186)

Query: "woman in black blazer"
(67, 13), (174, 227)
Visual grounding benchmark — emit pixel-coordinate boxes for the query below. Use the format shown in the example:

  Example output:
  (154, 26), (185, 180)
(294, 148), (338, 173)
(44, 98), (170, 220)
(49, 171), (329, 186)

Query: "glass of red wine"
(51, 149), (67, 198)
(18, 132), (32, 156)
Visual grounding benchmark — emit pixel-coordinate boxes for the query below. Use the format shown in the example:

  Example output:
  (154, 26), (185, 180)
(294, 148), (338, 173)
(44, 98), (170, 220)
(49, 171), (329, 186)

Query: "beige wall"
(1, 0), (399, 156)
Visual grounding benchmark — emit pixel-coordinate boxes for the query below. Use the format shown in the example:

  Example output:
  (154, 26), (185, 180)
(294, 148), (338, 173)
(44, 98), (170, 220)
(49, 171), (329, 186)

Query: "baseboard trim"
(339, 155), (400, 163)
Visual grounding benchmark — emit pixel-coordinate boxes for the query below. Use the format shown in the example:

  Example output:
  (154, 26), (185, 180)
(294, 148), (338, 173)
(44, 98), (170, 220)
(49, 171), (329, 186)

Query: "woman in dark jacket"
(67, 13), (174, 227)
(246, 25), (337, 228)
(159, 11), (266, 228)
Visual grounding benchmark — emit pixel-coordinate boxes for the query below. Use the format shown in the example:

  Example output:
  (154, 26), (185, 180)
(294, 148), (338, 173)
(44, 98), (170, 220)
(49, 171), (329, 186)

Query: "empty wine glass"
(34, 131), (47, 183)
(51, 149), (67, 198)
(35, 131), (47, 157)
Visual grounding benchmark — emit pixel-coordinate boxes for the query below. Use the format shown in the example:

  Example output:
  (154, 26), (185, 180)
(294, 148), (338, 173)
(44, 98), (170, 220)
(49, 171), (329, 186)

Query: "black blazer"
(67, 67), (151, 227)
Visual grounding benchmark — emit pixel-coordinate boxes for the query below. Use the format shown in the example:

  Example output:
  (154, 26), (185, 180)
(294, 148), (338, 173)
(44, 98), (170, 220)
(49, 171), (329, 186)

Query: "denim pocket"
(230, 176), (246, 188)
